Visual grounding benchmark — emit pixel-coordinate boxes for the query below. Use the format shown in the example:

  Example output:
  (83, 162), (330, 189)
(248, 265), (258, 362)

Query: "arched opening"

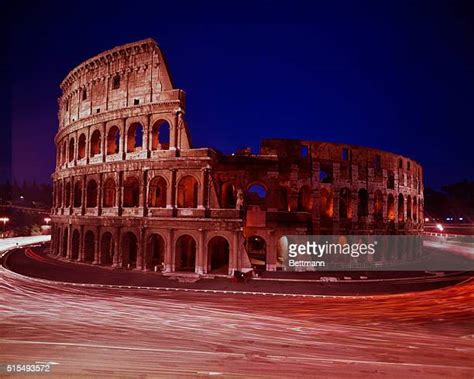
(320, 188), (333, 218)
(297, 185), (313, 212)
(103, 178), (116, 208)
(147, 234), (165, 270)
(148, 176), (167, 208)
(123, 177), (140, 208)
(358, 188), (369, 218)
(387, 171), (395, 189)
(407, 195), (412, 220)
(246, 183), (267, 206)
(208, 236), (229, 274)
(221, 182), (236, 209)
(121, 231), (138, 269)
(374, 190), (383, 221)
(398, 194), (405, 222)
(339, 188), (351, 219)
(276, 186), (289, 211)
(86, 180), (98, 208)
(78, 134), (86, 159)
(387, 194), (395, 221)
(57, 181), (63, 208)
(413, 197), (418, 222)
(151, 120), (170, 150)
(65, 182), (71, 207)
(73, 181), (82, 207)
(90, 130), (101, 156)
(62, 228), (68, 257)
(100, 232), (114, 265)
(107, 126), (120, 155)
(68, 138), (75, 162)
(62, 141), (67, 165)
(175, 235), (196, 272)
(84, 231), (95, 263)
(71, 229), (80, 260)
(177, 176), (198, 208)
(126, 123), (143, 152)
(247, 236), (266, 270)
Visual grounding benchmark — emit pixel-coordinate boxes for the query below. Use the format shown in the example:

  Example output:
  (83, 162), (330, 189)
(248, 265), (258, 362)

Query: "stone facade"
(50, 38), (424, 275)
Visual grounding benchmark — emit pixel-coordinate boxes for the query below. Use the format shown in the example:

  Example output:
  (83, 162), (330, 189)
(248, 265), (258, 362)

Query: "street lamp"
(0, 217), (10, 239)
(44, 217), (51, 225)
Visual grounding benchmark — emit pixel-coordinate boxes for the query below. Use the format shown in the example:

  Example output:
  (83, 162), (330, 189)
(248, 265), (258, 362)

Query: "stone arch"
(73, 181), (82, 207)
(374, 190), (383, 220)
(86, 179), (98, 208)
(246, 182), (267, 206)
(358, 188), (369, 218)
(121, 231), (138, 269)
(107, 126), (120, 155)
(151, 120), (170, 150)
(398, 193), (405, 222)
(148, 176), (167, 208)
(387, 171), (395, 189)
(68, 138), (75, 162)
(71, 229), (80, 260)
(65, 182), (71, 207)
(90, 129), (101, 156)
(84, 230), (95, 263)
(146, 233), (165, 270)
(387, 194), (395, 221)
(123, 176), (140, 207)
(339, 188), (351, 219)
(297, 185), (313, 212)
(78, 134), (86, 159)
(208, 236), (230, 274)
(126, 122), (143, 152)
(100, 232), (114, 265)
(320, 188), (333, 218)
(62, 228), (68, 257)
(413, 197), (418, 222)
(175, 234), (196, 272)
(177, 175), (198, 208)
(221, 182), (236, 209)
(103, 178), (116, 208)
(56, 181), (63, 208)
(247, 235), (266, 270)
(407, 195), (412, 220)
(61, 140), (67, 165)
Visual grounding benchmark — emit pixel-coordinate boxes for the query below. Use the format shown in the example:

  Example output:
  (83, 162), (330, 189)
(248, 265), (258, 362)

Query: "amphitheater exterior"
(50, 39), (424, 275)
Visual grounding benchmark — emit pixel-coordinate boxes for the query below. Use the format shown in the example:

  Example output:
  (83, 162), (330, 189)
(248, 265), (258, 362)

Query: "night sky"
(3, 0), (474, 189)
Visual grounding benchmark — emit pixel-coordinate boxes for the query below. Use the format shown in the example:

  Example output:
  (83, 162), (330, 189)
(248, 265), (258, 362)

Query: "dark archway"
(177, 176), (198, 208)
(247, 235), (266, 270)
(374, 190), (383, 221)
(71, 229), (80, 260)
(62, 228), (68, 257)
(84, 231), (95, 263)
(147, 234), (165, 270)
(246, 183), (267, 207)
(339, 188), (351, 219)
(101, 232), (114, 265)
(86, 180), (98, 208)
(78, 134), (86, 159)
(297, 185), (313, 212)
(74, 181), (82, 208)
(121, 231), (138, 269)
(208, 236), (230, 274)
(276, 186), (288, 211)
(398, 194), (405, 222)
(123, 177), (140, 207)
(358, 188), (369, 218)
(148, 176), (167, 208)
(103, 178), (116, 208)
(320, 188), (333, 218)
(221, 182), (236, 209)
(175, 235), (196, 272)
(90, 130), (101, 156)
(387, 194), (395, 221)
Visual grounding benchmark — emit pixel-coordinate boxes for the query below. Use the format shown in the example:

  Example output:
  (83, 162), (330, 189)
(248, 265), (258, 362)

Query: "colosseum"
(50, 38), (424, 275)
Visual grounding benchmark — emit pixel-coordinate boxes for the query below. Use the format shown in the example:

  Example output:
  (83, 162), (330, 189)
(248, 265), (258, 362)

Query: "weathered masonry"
(50, 38), (424, 275)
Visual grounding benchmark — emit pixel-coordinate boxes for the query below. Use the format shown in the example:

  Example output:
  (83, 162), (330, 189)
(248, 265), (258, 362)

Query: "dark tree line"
(0, 181), (52, 208)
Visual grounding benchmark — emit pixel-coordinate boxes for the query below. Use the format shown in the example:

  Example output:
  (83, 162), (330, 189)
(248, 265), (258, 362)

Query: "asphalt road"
(0, 249), (473, 377)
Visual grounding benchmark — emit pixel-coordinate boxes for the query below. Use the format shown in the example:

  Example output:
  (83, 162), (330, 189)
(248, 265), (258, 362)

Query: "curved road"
(0, 248), (473, 377)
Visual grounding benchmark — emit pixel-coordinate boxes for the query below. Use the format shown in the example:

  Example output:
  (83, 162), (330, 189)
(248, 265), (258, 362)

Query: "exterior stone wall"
(51, 39), (424, 275)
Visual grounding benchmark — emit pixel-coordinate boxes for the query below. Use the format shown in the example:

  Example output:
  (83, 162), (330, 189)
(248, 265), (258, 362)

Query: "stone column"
(164, 229), (174, 272)
(198, 167), (209, 209)
(79, 225), (84, 262)
(101, 122), (107, 162)
(120, 118), (126, 159)
(196, 229), (205, 274)
(81, 175), (86, 215)
(112, 228), (120, 268)
(93, 227), (100, 264)
(67, 223), (73, 259)
(167, 169), (176, 209)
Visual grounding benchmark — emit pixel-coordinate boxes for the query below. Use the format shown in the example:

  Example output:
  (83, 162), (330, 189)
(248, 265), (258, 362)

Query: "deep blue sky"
(3, 0), (474, 188)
